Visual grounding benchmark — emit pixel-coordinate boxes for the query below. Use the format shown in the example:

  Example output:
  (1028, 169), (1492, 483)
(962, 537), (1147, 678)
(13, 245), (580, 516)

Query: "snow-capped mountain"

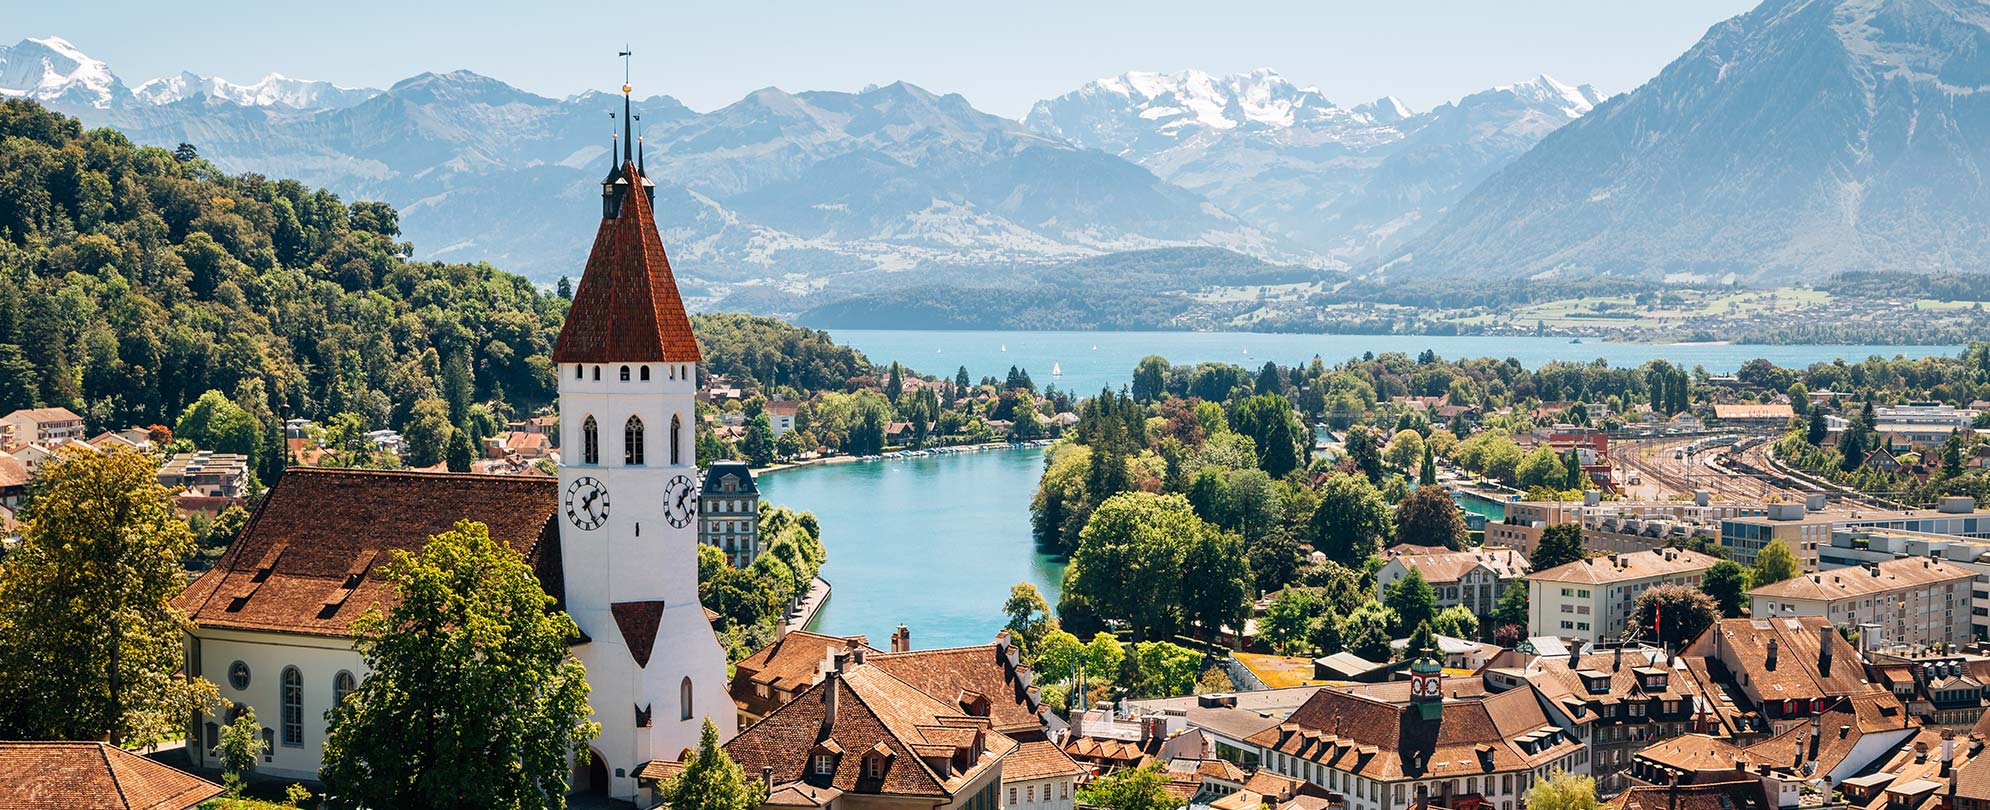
(0, 36), (126, 108)
(1025, 69), (1603, 259)
(1384, 0), (1990, 282)
(133, 71), (380, 109)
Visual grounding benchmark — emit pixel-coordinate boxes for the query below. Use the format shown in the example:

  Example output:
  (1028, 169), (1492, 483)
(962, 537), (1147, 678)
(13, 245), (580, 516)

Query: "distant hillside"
(1383, 0), (1990, 283)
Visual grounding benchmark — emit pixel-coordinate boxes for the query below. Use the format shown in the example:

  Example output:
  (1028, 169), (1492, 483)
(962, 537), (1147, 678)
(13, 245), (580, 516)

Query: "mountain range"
(0, 35), (1597, 303)
(1383, 0), (1990, 283)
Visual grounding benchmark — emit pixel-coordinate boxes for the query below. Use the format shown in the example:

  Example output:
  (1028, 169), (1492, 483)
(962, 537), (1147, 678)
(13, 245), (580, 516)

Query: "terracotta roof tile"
(173, 468), (564, 636)
(552, 162), (700, 364)
(1610, 777), (1770, 810)
(0, 742), (223, 809)
(868, 643), (1044, 737)
(1526, 548), (1722, 585)
(1005, 739), (1084, 781)
(1748, 557), (1974, 601)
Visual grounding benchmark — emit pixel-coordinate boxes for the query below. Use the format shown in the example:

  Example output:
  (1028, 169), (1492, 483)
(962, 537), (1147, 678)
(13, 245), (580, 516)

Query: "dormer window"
(814, 753), (834, 775)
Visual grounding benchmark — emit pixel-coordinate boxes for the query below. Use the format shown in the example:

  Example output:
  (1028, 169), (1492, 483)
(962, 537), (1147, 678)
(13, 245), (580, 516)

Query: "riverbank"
(755, 440), (1053, 478)
(786, 576), (831, 634)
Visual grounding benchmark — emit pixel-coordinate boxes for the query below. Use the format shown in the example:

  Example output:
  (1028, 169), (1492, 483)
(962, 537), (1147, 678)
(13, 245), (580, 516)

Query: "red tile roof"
(552, 162), (700, 364)
(0, 741), (223, 809)
(1004, 739), (1084, 781)
(1245, 685), (1574, 781)
(867, 642), (1046, 737)
(173, 468), (564, 636)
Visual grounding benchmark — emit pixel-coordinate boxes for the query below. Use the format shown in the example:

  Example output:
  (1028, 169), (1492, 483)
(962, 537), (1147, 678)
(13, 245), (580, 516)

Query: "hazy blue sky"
(12, 1), (1760, 118)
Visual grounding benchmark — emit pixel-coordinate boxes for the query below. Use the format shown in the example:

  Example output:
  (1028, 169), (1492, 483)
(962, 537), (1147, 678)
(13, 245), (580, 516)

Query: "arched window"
(334, 671), (357, 705)
(281, 666), (304, 747)
(625, 416), (645, 466)
(620, 365), (631, 382)
(681, 677), (694, 721)
(575, 364), (583, 379)
(670, 414), (682, 466)
(582, 416), (599, 465)
(640, 366), (651, 381)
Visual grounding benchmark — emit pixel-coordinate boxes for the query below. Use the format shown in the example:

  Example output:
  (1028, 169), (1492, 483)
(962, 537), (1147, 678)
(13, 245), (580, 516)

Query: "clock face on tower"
(664, 474), (697, 528)
(565, 476), (610, 530)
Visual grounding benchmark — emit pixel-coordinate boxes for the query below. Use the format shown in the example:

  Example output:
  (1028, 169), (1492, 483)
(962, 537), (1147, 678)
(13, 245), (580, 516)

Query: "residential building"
(1747, 557), (1974, 647)
(1816, 526), (1990, 640)
(1525, 548), (1722, 643)
(157, 451), (252, 500)
(700, 460), (761, 568)
(1680, 616), (1899, 739)
(169, 143), (732, 804)
(866, 631), (1063, 742)
(1867, 649), (1990, 728)
(1488, 497), (1764, 557)
(682, 653), (1014, 810)
(729, 631), (878, 729)
(1374, 546), (1529, 617)
(1244, 664), (1587, 810)
(765, 399), (800, 438)
(1878, 402), (1980, 432)
(1002, 740), (1083, 810)
(365, 428), (404, 456)
(0, 406), (83, 448)
(0, 453), (26, 508)
(0, 741), (223, 808)
(1125, 687), (1325, 767)
(1480, 644), (1713, 792)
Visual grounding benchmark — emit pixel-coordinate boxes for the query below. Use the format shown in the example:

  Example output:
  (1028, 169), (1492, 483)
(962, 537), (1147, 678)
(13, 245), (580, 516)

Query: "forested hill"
(0, 98), (567, 449)
(0, 99), (880, 477)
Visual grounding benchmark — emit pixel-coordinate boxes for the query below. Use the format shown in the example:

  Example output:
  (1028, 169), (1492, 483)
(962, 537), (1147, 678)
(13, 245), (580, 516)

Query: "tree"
(1806, 409), (1829, 446)
(742, 413), (776, 467)
(1493, 580), (1530, 630)
(1231, 394), (1306, 477)
(1064, 493), (1214, 640)
(215, 705), (267, 797)
(173, 141), (200, 162)
(1631, 584), (1720, 646)
(1524, 769), (1598, 810)
(1384, 569), (1438, 636)
(1531, 523), (1585, 571)
(446, 428), (476, 472)
(1516, 445), (1566, 490)
(402, 397), (453, 467)
(1130, 641), (1201, 698)
(1943, 436), (1966, 478)
(0, 450), (212, 746)
(321, 520), (599, 808)
(1196, 666), (1235, 694)
(1181, 529), (1252, 648)
(175, 388), (262, 458)
(1262, 588), (1324, 654)
(1307, 472), (1393, 565)
(555, 276), (573, 299)
(1003, 583), (1056, 661)
(1034, 629), (1086, 685)
(1077, 763), (1185, 810)
(659, 718), (767, 810)
(1133, 356), (1169, 403)
(1344, 426), (1384, 482)
(1338, 603), (1396, 662)
(1432, 605), (1480, 640)
(1419, 443), (1438, 486)
(1396, 485), (1468, 550)
(1752, 539), (1801, 588)
(1703, 560), (1750, 618)
(1384, 429), (1425, 474)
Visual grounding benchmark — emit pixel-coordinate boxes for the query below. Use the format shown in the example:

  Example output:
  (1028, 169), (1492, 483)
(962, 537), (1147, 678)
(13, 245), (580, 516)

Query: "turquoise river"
(759, 330), (1964, 647)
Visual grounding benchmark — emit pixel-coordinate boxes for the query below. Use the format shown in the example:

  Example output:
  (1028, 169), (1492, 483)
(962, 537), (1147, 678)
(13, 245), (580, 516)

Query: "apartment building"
(1748, 556), (1975, 647)
(1525, 548), (1723, 643)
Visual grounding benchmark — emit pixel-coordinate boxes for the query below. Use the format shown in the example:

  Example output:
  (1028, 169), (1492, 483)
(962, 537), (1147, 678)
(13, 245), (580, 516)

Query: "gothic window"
(670, 414), (682, 465)
(681, 677), (694, 721)
(582, 416), (599, 465)
(281, 666), (304, 746)
(334, 671), (357, 704)
(640, 366), (651, 381)
(626, 416), (645, 466)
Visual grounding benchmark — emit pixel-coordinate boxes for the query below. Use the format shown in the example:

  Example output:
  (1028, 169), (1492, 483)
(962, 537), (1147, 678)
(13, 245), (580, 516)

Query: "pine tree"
(659, 719), (766, 810)
(1419, 443), (1438, 486)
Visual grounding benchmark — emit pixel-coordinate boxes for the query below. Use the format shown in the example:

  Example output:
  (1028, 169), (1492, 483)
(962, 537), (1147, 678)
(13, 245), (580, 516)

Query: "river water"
(757, 331), (1962, 647)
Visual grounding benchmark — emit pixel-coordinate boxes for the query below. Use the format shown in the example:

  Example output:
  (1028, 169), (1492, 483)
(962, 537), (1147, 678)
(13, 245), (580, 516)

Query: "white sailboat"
(1000, 343), (1007, 352)
(1052, 362), (1062, 377)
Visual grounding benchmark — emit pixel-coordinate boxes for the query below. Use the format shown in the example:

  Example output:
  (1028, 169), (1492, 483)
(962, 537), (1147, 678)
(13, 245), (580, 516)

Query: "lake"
(758, 446), (1061, 648)
(759, 331), (1962, 647)
(825, 330), (1963, 398)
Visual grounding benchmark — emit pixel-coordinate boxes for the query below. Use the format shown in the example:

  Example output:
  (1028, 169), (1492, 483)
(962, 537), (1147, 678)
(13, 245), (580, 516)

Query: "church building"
(172, 83), (731, 804)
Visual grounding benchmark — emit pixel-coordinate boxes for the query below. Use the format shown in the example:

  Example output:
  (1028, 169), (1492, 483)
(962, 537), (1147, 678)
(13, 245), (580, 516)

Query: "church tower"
(551, 81), (730, 802)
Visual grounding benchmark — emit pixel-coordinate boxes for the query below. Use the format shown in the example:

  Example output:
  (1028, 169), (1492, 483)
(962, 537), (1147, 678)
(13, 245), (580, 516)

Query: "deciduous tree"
(1631, 584), (1720, 646)
(1077, 763), (1185, 810)
(1396, 485), (1468, 550)
(658, 718), (767, 810)
(1703, 560), (1750, 618)
(321, 520), (599, 808)
(1752, 539), (1801, 588)
(1307, 472), (1393, 565)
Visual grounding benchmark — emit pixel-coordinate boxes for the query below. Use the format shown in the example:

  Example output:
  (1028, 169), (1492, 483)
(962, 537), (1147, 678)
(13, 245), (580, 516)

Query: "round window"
(228, 660), (250, 690)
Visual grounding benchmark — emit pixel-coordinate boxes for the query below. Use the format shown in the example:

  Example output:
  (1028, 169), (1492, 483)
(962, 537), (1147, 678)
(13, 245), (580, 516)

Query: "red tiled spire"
(552, 161), (701, 363)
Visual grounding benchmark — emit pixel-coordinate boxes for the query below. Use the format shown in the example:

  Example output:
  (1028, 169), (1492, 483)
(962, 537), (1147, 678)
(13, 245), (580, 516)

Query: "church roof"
(173, 468), (565, 636)
(552, 161), (701, 364)
(0, 741), (223, 809)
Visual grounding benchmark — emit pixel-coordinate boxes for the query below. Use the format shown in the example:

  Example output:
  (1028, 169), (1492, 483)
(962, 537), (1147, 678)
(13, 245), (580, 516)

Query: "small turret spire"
(619, 45), (634, 165)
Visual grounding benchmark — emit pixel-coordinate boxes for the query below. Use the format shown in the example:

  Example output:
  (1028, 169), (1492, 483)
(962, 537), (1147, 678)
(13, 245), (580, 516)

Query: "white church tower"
(550, 81), (731, 802)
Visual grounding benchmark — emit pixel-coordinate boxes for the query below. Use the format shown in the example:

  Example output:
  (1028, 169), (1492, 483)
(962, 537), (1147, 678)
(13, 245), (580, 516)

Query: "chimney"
(823, 666), (841, 733)
(1766, 639), (1779, 671)
(1839, 725), (1850, 739)
(762, 766), (774, 791)
(1944, 731), (1958, 776)
(1614, 644), (1624, 672)
(892, 624), (910, 653)
(1818, 625), (1834, 679)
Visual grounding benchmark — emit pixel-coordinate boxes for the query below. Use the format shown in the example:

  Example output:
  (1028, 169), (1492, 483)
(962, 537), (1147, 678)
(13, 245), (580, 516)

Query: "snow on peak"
(134, 70), (380, 109)
(1492, 73), (1604, 116)
(1075, 67), (1334, 131)
(0, 36), (122, 108)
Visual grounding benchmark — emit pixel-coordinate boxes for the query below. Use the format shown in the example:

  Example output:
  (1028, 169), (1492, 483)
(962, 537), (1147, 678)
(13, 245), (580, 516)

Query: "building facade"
(1374, 546), (1530, 617)
(1525, 548), (1721, 643)
(700, 460), (761, 568)
(1747, 557), (1974, 647)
